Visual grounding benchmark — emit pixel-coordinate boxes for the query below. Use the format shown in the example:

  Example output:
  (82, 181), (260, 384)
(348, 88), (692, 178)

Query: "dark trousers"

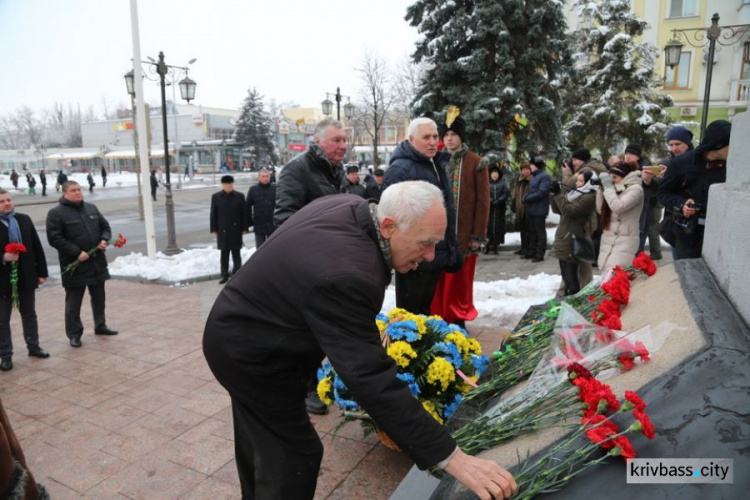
(220, 249), (242, 277)
(41, 184), (47, 196)
(526, 214), (547, 259)
(231, 395), (322, 499)
(0, 288), (40, 358)
(253, 231), (270, 249)
(395, 269), (441, 316)
(151, 186), (157, 201)
(559, 260), (581, 296)
(674, 225), (705, 260)
(65, 282), (106, 339)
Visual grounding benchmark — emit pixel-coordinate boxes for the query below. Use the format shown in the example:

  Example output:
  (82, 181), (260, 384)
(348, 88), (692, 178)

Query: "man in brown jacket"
(431, 113), (490, 327)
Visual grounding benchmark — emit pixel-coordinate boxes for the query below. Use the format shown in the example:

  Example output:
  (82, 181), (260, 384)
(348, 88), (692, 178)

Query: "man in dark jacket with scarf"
(211, 175), (248, 284)
(0, 189), (49, 371)
(384, 117), (458, 315)
(46, 181), (117, 348)
(273, 117), (346, 227)
(203, 182), (517, 500)
(246, 168), (275, 249)
(341, 164), (367, 197)
(523, 156), (552, 262)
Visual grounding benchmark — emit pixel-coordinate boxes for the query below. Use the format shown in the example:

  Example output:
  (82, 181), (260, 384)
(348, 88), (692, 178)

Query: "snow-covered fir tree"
(563, 0), (673, 159)
(406, 0), (572, 157)
(234, 88), (279, 166)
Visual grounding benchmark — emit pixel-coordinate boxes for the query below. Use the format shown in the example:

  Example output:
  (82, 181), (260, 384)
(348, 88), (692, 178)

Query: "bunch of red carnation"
(614, 338), (651, 372)
(112, 233), (127, 248)
(633, 252), (657, 276)
(4, 243), (26, 254)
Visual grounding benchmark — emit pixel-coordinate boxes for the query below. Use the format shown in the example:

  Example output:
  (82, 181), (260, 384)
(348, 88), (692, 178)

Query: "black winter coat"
(246, 182), (276, 237)
(0, 213), (48, 297)
(488, 178), (509, 244)
(384, 140), (458, 271)
(523, 169), (552, 217)
(211, 190), (247, 250)
(273, 145), (345, 227)
(203, 195), (456, 470)
(365, 183), (384, 203)
(341, 178), (367, 198)
(46, 198), (111, 288)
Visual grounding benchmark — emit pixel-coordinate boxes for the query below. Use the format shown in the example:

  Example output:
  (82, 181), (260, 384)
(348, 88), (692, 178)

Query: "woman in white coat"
(596, 161), (644, 272)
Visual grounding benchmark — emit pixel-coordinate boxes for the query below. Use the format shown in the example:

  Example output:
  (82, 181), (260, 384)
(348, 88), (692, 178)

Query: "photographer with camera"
(658, 120), (730, 260)
(550, 170), (598, 295)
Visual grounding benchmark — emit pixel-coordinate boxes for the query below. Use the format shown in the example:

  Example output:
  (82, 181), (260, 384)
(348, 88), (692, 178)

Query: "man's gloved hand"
(549, 180), (562, 195)
(599, 172), (614, 189)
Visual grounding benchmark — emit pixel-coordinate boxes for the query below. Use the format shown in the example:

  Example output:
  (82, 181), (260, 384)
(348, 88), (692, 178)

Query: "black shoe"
(531, 257), (544, 263)
(513, 249), (523, 255)
(218, 276), (229, 284)
(95, 327), (118, 336)
(28, 346), (50, 358)
(0, 358), (12, 371)
(70, 337), (82, 348)
(305, 391), (328, 415)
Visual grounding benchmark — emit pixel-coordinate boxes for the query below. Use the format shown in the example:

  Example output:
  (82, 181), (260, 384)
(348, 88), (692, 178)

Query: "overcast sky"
(0, 0), (420, 117)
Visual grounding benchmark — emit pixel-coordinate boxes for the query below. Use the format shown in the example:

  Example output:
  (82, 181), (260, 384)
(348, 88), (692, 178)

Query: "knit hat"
(571, 148), (591, 162)
(346, 164), (359, 174)
(220, 175), (234, 184)
(665, 126), (694, 147)
(624, 143), (642, 158)
(529, 156), (546, 170)
(694, 120), (732, 158)
(609, 161), (632, 178)
(439, 116), (467, 143)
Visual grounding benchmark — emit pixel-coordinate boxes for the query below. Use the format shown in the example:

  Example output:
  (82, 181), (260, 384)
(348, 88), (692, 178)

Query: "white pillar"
(129, 0), (157, 259)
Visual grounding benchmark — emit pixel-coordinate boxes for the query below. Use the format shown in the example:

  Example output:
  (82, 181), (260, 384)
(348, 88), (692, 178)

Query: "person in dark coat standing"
(273, 117), (347, 227)
(9, 171), (18, 190)
(486, 165), (509, 254)
(512, 164), (532, 256)
(55, 170), (67, 193)
(203, 182), (517, 500)
(46, 181), (118, 348)
(150, 169), (158, 201)
(340, 164), (367, 197)
(211, 175), (248, 284)
(100, 165), (107, 187)
(522, 156), (552, 262)
(25, 173), (36, 196)
(39, 169), (47, 197)
(246, 169), (275, 249)
(0, 189), (50, 371)
(383, 117), (458, 316)
(364, 168), (385, 202)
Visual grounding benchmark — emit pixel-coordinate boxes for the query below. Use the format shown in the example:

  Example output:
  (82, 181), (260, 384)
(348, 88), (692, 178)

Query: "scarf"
(566, 178), (598, 202)
(0, 209), (22, 244)
(369, 202), (392, 270)
(447, 144), (468, 227)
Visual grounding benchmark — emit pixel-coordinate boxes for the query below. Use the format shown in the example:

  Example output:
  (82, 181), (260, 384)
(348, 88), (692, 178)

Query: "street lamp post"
(123, 72), (145, 220)
(321, 87), (354, 121)
(125, 52), (196, 255)
(664, 13), (750, 138)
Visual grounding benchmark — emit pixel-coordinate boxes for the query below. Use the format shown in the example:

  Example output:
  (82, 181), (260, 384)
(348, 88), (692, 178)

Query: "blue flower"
(317, 362), (332, 382)
(335, 395), (360, 411)
(333, 376), (348, 392)
(386, 320), (419, 342)
(376, 312), (389, 323)
(426, 318), (450, 336)
(396, 372), (421, 396)
(444, 394), (463, 419)
(472, 354), (491, 377)
(434, 342), (463, 369)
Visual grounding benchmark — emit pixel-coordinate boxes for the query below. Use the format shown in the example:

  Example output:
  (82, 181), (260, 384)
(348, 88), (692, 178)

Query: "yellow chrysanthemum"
(387, 307), (410, 320)
(426, 357), (456, 392)
(316, 377), (333, 405)
(412, 315), (428, 338)
(446, 332), (471, 358)
(387, 341), (418, 368)
(376, 319), (388, 333)
(466, 338), (482, 355)
(457, 375), (479, 394)
(422, 400), (444, 424)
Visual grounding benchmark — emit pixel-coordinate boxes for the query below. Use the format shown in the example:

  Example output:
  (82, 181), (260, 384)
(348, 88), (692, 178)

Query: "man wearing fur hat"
(431, 109), (490, 327)
(341, 164), (367, 198)
(211, 175), (248, 284)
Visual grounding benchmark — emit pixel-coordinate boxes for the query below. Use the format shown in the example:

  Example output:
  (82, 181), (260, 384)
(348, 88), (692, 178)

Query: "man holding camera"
(658, 120), (730, 260)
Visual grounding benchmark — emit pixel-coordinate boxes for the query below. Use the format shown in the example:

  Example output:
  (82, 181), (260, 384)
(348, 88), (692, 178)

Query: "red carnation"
(563, 344), (584, 361)
(4, 243), (26, 254)
(596, 298), (622, 318)
(633, 252), (657, 276)
(568, 362), (593, 381)
(597, 315), (622, 331)
(611, 436), (637, 459)
(595, 329), (615, 344)
(634, 341), (651, 362)
(584, 415), (620, 449)
(624, 391), (646, 412)
(602, 277), (631, 305)
(633, 409), (656, 439)
(618, 353), (636, 372)
(587, 295), (596, 303)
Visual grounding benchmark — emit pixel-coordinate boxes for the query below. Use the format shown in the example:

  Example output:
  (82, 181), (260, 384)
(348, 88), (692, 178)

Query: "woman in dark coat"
(486, 166), (509, 254)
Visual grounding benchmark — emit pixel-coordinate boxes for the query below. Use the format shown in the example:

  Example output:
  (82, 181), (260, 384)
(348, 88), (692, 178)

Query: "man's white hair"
(408, 117), (437, 139)
(314, 117), (343, 140)
(378, 181), (444, 231)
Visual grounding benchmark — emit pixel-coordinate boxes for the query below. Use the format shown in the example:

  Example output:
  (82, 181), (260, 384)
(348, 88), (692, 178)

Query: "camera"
(549, 180), (562, 195)
(589, 177), (602, 186)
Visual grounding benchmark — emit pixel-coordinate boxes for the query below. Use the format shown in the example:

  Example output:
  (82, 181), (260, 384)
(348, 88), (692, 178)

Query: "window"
(669, 0), (697, 18)
(664, 52), (691, 89)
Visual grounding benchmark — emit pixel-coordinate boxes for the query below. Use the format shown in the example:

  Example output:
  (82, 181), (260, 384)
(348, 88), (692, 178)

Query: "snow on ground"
(110, 246), (256, 284)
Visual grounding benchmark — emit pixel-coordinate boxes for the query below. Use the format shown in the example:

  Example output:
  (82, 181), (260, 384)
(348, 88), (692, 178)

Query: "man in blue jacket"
(383, 118), (458, 315)
(523, 156), (552, 262)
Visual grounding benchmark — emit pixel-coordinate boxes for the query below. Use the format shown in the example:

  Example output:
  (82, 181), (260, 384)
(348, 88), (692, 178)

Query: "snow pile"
(110, 246), (256, 282)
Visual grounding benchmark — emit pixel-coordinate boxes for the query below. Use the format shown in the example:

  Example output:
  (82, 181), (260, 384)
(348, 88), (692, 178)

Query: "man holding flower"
(46, 181), (118, 348)
(0, 189), (49, 371)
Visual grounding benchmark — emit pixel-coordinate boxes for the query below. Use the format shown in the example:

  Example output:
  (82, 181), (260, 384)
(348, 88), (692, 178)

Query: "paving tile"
(326, 443), (413, 500)
(181, 476), (241, 499)
(138, 369), (208, 396)
(115, 384), (181, 413)
(314, 468), (348, 500)
(176, 417), (230, 444)
(46, 450), (129, 493)
(99, 422), (171, 462)
(83, 399), (148, 432)
(14, 392), (85, 426)
(146, 433), (234, 476)
(137, 398), (208, 438)
(9, 368), (57, 387)
(175, 382), (231, 417)
(84, 458), (207, 500)
(39, 420), (111, 459)
(211, 459), (241, 488)
(319, 434), (375, 474)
